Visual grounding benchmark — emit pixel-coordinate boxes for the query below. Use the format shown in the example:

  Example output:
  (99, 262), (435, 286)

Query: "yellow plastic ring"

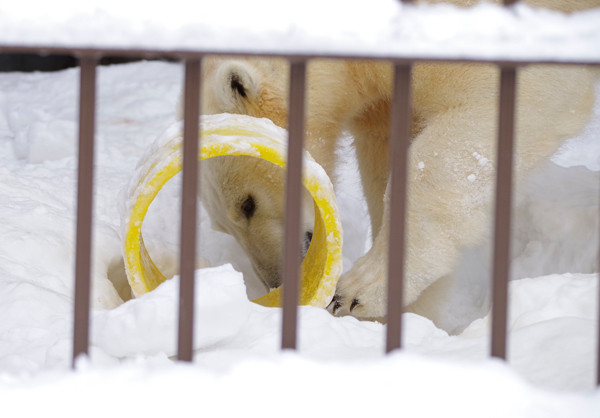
(122, 114), (342, 308)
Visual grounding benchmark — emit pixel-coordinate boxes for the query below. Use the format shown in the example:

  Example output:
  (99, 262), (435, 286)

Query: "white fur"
(408, 162), (599, 333)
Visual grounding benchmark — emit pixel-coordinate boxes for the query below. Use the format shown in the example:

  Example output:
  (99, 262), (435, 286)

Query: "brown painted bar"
(2, 44), (599, 68)
(281, 60), (307, 350)
(490, 66), (517, 360)
(177, 59), (201, 362)
(72, 56), (97, 368)
(488, 0), (519, 365)
(386, 64), (412, 353)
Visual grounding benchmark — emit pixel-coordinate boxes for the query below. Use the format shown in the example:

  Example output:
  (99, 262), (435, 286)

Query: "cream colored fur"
(190, 0), (599, 320)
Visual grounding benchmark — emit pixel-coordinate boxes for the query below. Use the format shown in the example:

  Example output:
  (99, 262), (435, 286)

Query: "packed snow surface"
(0, 1), (600, 62)
(0, 60), (598, 416)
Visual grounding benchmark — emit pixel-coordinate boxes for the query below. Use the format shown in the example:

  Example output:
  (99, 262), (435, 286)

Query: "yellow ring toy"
(122, 113), (343, 308)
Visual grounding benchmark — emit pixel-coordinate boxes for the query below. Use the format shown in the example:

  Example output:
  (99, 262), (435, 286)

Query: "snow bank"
(1, 271), (599, 417)
(0, 1), (599, 62)
(93, 264), (251, 358)
(2, 351), (600, 418)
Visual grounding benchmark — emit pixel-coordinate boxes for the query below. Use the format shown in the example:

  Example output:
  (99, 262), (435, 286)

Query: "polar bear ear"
(214, 60), (259, 112)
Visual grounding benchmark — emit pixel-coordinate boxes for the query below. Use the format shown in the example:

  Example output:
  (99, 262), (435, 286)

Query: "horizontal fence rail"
(0, 0), (598, 386)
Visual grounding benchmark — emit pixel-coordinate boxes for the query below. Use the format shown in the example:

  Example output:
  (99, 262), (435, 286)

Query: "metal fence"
(1, 0), (599, 384)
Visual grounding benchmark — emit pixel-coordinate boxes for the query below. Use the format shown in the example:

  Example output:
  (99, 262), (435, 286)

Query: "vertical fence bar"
(281, 60), (307, 350)
(598, 171), (600, 385)
(177, 59), (201, 362)
(386, 64), (412, 353)
(495, 0), (518, 362)
(72, 56), (97, 368)
(490, 66), (517, 360)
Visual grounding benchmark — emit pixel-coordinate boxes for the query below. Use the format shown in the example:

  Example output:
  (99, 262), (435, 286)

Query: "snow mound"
(93, 264), (251, 357)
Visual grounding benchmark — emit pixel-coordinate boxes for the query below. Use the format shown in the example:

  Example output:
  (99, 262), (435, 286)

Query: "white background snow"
(0, 1), (599, 417)
(1, 0), (600, 62)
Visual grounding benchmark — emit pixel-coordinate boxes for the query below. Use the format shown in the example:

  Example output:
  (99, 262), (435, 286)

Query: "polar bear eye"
(240, 195), (256, 219)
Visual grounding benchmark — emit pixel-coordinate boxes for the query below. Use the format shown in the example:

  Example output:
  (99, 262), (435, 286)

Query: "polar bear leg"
(331, 105), (499, 320)
(348, 101), (391, 236)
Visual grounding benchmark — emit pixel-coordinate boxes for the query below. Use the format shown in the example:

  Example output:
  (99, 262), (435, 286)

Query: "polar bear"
(192, 0), (600, 321)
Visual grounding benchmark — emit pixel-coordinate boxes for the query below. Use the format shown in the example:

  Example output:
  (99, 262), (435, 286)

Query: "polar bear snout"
(255, 229), (313, 291)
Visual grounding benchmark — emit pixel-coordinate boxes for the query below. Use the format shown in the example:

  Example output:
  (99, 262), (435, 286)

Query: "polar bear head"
(192, 57), (316, 291)
(178, 57), (314, 291)
(200, 155), (315, 291)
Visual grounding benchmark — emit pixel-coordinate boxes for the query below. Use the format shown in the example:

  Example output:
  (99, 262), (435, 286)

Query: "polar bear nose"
(302, 231), (313, 259)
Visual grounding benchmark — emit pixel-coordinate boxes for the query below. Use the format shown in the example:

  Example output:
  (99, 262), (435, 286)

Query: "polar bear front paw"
(327, 253), (387, 321)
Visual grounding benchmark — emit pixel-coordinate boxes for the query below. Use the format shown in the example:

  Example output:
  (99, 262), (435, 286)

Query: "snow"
(0, 1), (599, 62)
